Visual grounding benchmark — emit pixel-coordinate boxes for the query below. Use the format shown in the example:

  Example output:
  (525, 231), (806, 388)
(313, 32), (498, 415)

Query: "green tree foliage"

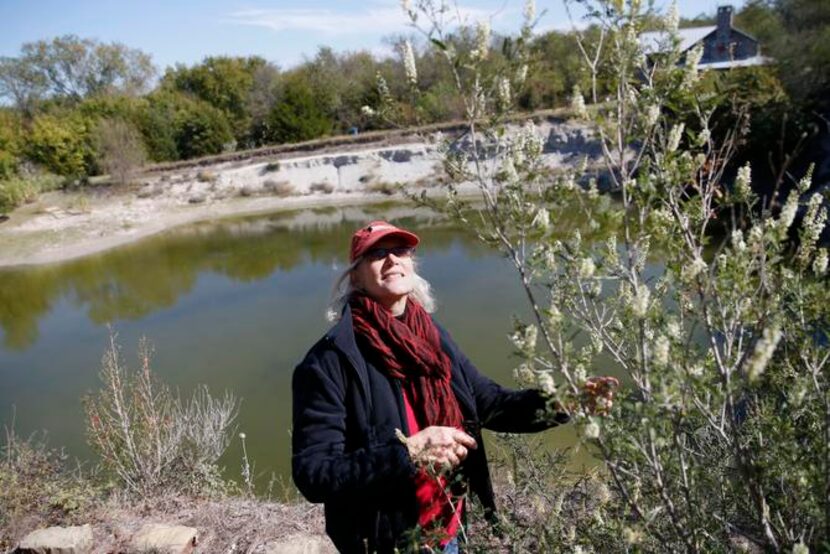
(0, 110), (23, 179)
(769, 0), (830, 111)
(26, 112), (92, 177)
(162, 56), (273, 147)
(137, 91), (233, 161)
(0, 35), (155, 111)
(264, 76), (332, 144)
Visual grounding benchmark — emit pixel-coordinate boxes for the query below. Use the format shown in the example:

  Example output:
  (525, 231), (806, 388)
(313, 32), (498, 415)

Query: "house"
(639, 5), (770, 70)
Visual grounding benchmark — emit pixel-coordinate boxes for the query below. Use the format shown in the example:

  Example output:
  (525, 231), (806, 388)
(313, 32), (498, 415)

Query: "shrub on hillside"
(83, 334), (239, 498)
(0, 428), (97, 549)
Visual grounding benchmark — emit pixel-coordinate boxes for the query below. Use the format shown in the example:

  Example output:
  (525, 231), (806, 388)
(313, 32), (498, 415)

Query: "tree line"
(0, 0), (826, 211)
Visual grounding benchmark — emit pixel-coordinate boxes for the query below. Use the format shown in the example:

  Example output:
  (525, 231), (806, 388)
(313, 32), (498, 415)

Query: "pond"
(0, 201), (608, 495)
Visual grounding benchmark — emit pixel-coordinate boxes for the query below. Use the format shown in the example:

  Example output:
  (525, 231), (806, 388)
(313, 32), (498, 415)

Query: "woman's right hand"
(404, 426), (477, 471)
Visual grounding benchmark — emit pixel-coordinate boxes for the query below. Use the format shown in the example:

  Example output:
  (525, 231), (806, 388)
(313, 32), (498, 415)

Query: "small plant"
(365, 180), (399, 195)
(0, 174), (63, 214)
(263, 179), (294, 197)
(262, 161), (281, 173)
(309, 181), (335, 194)
(84, 332), (239, 498)
(196, 171), (217, 183)
(0, 425), (96, 548)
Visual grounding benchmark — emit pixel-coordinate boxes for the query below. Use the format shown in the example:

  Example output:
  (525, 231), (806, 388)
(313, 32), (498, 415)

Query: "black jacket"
(291, 306), (568, 553)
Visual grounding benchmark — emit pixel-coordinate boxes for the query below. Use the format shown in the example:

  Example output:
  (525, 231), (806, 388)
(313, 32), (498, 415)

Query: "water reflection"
(0, 200), (620, 490)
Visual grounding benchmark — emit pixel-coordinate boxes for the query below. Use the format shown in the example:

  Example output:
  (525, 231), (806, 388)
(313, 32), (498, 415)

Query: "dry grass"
(263, 180), (295, 197)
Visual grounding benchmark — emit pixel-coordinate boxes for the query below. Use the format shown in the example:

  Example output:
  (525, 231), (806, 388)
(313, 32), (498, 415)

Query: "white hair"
(325, 257), (437, 322)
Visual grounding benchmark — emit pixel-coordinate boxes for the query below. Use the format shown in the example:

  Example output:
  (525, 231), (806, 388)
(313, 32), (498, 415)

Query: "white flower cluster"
(644, 104), (661, 128)
(402, 40), (418, 85)
(471, 21), (490, 61)
(800, 193), (827, 256)
(537, 371), (556, 394)
(583, 420), (600, 439)
(813, 248), (828, 276)
(631, 284), (650, 318)
(500, 156), (519, 183)
(746, 324), (782, 381)
(498, 77), (511, 106)
(515, 121), (544, 163)
(523, 0), (536, 24)
(571, 85), (589, 120)
(667, 123), (684, 153)
(516, 64), (528, 84)
(376, 72), (390, 99)
(731, 229), (746, 252)
(778, 189), (799, 231)
(361, 105), (376, 117)
(510, 324), (538, 354)
(513, 363), (535, 385)
(683, 45), (703, 86)
(666, 1), (679, 33)
(532, 208), (551, 231)
(791, 541), (809, 554)
(683, 256), (708, 281)
(652, 335), (670, 366)
(578, 257), (596, 279)
(548, 301), (563, 328)
(735, 163), (752, 199)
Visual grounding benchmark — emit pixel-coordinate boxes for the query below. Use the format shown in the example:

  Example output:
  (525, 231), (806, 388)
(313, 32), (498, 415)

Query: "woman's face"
(352, 237), (416, 313)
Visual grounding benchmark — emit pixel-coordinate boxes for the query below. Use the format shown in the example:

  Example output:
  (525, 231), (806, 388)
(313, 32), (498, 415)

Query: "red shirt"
(402, 387), (464, 547)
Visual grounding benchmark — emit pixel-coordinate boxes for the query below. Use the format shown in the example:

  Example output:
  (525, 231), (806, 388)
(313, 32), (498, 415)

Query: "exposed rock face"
(16, 524), (93, 554)
(128, 524), (198, 554)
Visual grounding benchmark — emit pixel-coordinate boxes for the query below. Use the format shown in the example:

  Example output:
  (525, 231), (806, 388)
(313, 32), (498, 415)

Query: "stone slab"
(128, 524), (197, 554)
(16, 524), (93, 554)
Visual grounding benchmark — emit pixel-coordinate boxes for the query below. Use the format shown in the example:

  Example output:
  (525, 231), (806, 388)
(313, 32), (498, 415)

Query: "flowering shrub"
(383, 0), (830, 551)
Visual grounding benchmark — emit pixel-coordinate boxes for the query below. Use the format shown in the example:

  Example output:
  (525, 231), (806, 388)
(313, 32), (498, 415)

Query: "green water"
(0, 202), (617, 494)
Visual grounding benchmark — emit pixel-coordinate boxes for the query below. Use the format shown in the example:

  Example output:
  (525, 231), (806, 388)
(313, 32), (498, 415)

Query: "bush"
(263, 77), (332, 144)
(0, 428), (97, 548)
(0, 174), (63, 214)
(138, 91), (234, 161)
(405, 0), (830, 551)
(26, 113), (93, 178)
(83, 334), (239, 498)
(94, 118), (147, 185)
(263, 179), (294, 197)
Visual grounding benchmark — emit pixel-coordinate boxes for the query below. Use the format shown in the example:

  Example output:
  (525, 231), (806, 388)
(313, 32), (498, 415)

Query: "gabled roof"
(639, 26), (716, 55)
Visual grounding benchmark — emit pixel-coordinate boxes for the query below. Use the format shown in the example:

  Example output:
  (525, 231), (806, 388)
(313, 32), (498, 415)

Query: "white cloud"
(225, 2), (495, 37)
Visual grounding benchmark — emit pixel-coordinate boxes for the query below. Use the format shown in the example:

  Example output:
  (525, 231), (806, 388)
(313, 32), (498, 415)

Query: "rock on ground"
(262, 535), (335, 554)
(16, 524), (93, 554)
(128, 524), (198, 554)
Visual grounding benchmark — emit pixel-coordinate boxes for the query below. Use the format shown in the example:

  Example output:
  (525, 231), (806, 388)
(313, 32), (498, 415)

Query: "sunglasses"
(362, 246), (416, 261)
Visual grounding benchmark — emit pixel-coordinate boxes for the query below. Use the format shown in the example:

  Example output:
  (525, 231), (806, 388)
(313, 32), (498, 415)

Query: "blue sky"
(1, 1), (746, 71)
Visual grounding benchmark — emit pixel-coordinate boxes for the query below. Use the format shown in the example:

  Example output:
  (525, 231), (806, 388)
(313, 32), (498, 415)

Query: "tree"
(264, 76), (332, 144)
(162, 56), (273, 147)
(0, 35), (155, 110)
(137, 91), (233, 161)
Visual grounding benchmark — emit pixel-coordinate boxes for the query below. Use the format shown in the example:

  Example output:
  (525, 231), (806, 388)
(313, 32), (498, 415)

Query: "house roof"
(639, 26), (716, 55)
(700, 55), (771, 69)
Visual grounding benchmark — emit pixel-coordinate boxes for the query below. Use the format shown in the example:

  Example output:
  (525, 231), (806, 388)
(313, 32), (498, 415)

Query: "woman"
(292, 220), (614, 553)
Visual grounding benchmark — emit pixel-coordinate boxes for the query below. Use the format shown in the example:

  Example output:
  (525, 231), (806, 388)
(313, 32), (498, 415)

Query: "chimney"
(717, 5), (733, 35)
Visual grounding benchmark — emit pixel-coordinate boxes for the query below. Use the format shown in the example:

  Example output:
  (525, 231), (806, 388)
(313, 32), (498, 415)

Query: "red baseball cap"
(350, 220), (420, 262)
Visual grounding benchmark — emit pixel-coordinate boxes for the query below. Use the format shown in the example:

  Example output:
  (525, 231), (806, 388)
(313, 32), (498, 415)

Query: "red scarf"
(349, 294), (463, 429)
